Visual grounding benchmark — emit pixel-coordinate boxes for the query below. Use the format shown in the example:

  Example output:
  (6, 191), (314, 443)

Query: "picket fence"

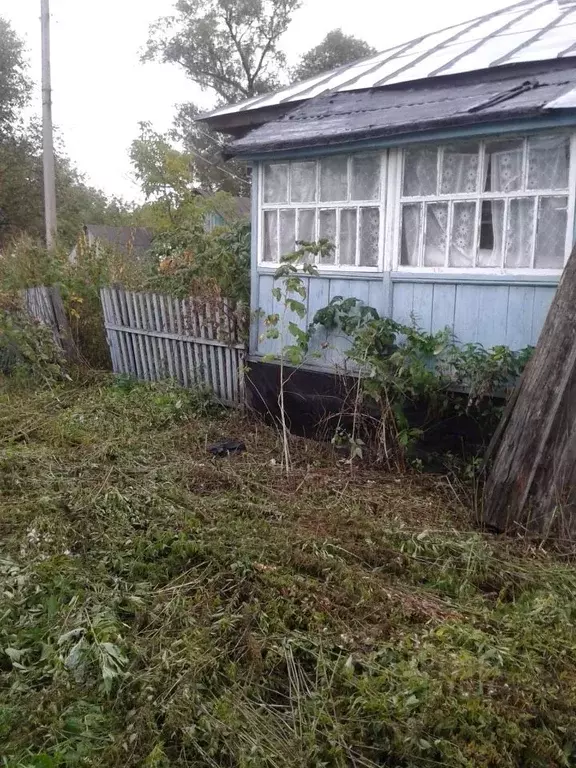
(101, 287), (247, 406)
(21, 285), (78, 360)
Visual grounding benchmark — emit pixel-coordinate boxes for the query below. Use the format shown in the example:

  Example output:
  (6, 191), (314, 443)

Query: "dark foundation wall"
(246, 359), (500, 456)
(246, 360), (356, 438)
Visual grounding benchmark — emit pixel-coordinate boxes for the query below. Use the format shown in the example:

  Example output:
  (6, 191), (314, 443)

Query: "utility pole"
(41, 0), (57, 248)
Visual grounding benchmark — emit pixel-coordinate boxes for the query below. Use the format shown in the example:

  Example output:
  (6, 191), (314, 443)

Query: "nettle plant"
(312, 296), (534, 469)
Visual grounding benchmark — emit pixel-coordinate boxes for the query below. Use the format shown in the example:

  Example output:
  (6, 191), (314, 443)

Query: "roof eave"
(224, 108), (576, 160)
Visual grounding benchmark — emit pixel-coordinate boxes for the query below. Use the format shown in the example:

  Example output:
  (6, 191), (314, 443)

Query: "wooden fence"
(101, 287), (247, 406)
(21, 285), (77, 359)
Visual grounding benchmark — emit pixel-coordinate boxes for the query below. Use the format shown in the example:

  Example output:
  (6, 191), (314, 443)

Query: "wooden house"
(199, 0), (576, 410)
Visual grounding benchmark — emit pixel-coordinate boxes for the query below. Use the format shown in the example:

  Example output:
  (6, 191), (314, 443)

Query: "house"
(203, 197), (251, 232)
(70, 225), (154, 262)
(199, 0), (576, 403)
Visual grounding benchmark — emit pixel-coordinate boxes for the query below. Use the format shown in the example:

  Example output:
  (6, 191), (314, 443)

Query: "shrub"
(0, 292), (67, 385)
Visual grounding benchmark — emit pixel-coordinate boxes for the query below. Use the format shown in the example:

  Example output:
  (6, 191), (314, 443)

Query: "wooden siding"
(253, 273), (556, 366)
(391, 281), (556, 349)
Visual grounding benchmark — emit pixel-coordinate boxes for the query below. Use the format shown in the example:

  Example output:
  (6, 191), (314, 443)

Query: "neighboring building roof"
(228, 60), (576, 156)
(84, 225), (154, 256)
(201, 0), (576, 131)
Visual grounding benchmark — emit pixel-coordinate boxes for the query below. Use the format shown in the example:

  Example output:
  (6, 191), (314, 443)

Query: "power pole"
(41, 0), (57, 249)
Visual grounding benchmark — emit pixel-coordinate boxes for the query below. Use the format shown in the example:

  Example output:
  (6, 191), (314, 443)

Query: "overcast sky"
(3, 0), (508, 202)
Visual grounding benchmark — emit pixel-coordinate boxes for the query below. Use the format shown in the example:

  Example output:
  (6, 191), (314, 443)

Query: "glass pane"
(527, 135), (569, 190)
(291, 162), (316, 203)
(263, 164), (288, 203)
(263, 210), (277, 262)
(279, 209), (296, 259)
(297, 209), (316, 244)
(359, 208), (380, 267)
(320, 156), (348, 202)
(401, 204), (421, 266)
(478, 200), (504, 267)
(441, 143), (480, 194)
(485, 139), (523, 193)
(403, 148), (437, 197)
(449, 202), (476, 267)
(535, 196), (568, 269)
(505, 199), (535, 268)
(319, 209), (337, 264)
(340, 209), (357, 265)
(424, 203), (448, 267)
(351, 154), (380, 201)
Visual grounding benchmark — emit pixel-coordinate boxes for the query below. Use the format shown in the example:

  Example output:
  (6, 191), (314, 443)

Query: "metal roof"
(202, 0), (576, 123)
(227, 61), (576, 156)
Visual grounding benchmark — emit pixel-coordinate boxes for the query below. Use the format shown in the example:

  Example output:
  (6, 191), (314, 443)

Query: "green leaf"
(271, 287), (282, 301)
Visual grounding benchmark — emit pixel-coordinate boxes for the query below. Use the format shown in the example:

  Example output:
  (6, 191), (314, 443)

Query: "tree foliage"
(173, 103), (249, 196)
(146, 0), (302, 104)
(293, 29), (376, 82)
(0, 16), (31, 136)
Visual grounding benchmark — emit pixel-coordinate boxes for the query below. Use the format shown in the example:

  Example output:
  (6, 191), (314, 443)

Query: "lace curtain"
(402, 137), (569, 268)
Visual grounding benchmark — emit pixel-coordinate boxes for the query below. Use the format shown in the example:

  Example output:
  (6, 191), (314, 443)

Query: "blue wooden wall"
(253, 273), (556, 367)
(391, 281), (556, 350)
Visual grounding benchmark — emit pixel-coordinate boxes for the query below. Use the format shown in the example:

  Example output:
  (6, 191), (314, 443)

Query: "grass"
(1, 375), (576, 767)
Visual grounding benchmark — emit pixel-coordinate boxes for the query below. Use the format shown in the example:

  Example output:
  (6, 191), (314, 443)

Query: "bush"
(0, 292), (67, 385)
(147, 219), (250, 304)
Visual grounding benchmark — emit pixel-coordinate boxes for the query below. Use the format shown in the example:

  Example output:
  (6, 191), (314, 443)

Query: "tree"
(145, 0), (301, 104)
(0, 16), (32, 136)
(293, 29), (376, 83)
(173, 103), (249, 197)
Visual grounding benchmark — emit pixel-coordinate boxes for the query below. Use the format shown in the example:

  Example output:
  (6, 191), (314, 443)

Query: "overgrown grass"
(2, 377), (576, 767)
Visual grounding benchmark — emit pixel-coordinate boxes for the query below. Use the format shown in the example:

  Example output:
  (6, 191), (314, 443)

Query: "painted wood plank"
(124, 291), (143, 379)
(145, 293), (161, 379)
(327, 279), (353, 368)
(391, 283), (415, 327)
(431, 284), (457, 336)
(151, 293), (166, 377)
(476, 286), (510, 349)
(453, 285), (482, 346)
(109, 289), (130, 374)
(137, 293), (155, 380)
(411, 284), (434, 333)
(223, 299), (235, 402)
(133, 292), (149, 380)
(368, 279), (387, 317)
(531, 287), (555, 347)
(506, 286), (535, 351)
(257, 274), (276, 357)
(307, 277), (331, 364)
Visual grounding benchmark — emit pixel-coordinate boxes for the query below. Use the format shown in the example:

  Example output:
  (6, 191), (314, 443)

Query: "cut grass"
(1, 375), (576, 767)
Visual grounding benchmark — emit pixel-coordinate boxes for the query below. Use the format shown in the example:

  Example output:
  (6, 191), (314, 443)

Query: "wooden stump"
(484, 244), (576, 538)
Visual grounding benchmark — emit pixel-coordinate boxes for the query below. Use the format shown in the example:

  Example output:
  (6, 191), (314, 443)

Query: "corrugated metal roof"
(202, 0), (576, 122)
(227, 61), (576, 156)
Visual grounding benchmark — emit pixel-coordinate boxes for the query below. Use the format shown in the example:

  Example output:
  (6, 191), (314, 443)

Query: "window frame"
(258, 153), (388, 271)
(393, 133), (576, 275)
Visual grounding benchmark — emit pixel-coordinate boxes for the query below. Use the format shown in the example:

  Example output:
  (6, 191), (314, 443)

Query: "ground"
(1, 376), (576, 768)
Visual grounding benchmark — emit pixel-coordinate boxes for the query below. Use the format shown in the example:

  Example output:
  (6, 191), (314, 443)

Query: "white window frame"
(258, 153), (388, 272)
(392, 133), (576, 276)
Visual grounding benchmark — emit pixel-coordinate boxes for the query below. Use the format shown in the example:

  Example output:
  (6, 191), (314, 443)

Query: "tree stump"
(483, 244), (576, 538)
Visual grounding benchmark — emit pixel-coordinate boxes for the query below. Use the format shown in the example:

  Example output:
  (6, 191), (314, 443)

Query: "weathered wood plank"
(506, 286), (535, 351)
(431, 284), (456, 335)
(100, 288), (246, 406)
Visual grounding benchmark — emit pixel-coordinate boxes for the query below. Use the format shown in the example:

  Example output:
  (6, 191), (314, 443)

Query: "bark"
(483, 244), (576, 538)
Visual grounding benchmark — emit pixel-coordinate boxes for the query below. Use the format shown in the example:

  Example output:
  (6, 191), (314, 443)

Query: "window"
(260, 154), (384, 268)
(399, 135), (572, 270)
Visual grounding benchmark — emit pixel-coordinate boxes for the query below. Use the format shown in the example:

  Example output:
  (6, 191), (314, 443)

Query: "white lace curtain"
(402, 137), (569, 268)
